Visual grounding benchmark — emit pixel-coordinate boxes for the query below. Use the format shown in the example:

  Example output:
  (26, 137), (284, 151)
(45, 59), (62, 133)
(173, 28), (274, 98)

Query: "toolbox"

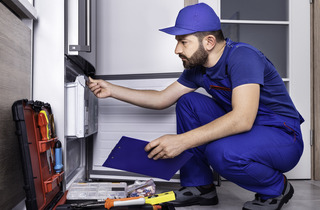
(12, 99), (176, 210)
(12, 99), (65, 210)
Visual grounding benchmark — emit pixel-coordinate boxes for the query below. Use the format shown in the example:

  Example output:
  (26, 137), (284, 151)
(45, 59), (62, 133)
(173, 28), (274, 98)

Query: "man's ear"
(203, 35), (216, 51)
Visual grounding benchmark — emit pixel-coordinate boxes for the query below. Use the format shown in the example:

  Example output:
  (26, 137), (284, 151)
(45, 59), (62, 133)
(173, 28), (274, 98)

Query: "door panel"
(313, 0), (320, 180)
(287, 0), (311, 179)
(0, 3), (32, 209)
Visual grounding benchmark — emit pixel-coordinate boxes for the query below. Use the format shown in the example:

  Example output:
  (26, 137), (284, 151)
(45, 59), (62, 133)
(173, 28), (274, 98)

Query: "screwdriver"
(38, 111), (49, 141)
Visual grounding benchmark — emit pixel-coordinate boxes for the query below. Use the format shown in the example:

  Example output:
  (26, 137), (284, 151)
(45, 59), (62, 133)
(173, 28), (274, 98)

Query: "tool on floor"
(104, 191), (175, 209)
(69, 191), (175, 209)
(70, 203), (161, 209)
(54, 140), (63, 173)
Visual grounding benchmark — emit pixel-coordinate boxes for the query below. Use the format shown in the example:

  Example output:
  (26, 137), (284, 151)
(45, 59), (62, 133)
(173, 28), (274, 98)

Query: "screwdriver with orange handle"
(38, 111), (50, 141)
(104, 197), (145, 209)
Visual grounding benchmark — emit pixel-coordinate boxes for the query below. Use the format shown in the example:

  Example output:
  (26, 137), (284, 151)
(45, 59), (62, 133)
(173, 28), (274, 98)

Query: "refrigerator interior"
(88, 77), (180, 182)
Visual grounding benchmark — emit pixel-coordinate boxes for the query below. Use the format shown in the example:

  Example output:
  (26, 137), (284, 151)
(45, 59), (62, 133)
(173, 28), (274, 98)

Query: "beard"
(179, 44), (208, 69)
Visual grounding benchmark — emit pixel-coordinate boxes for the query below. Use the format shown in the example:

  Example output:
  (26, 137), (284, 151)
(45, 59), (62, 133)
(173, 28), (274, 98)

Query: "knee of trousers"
(175, 92), (202, 113)
(176, 92), (225, 119)
(204, 141), (249, 176)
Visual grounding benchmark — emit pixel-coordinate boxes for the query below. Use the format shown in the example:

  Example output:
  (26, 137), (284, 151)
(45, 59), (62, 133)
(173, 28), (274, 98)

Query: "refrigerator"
(63, 0), (187, 185)
(58, 0), (186, 188)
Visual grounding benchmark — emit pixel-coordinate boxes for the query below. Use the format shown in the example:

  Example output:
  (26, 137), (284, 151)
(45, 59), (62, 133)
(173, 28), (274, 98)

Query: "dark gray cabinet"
(0, 3), (32, 209)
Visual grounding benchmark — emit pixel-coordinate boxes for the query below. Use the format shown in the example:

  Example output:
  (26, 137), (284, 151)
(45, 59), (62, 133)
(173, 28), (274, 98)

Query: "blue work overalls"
(176, 43), (304, 199)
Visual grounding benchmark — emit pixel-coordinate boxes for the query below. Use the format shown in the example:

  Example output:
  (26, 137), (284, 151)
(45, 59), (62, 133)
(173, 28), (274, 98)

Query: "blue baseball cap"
(159, 3), (221, 35)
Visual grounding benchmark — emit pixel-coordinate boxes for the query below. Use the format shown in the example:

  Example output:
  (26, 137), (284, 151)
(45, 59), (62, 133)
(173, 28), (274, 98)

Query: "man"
(88, 3), (304, 210)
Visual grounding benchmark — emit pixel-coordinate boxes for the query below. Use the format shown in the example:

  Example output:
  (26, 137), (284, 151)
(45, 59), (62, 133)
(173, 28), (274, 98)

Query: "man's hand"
(144, 134), (187, 160)
(87, 77), (112, 98)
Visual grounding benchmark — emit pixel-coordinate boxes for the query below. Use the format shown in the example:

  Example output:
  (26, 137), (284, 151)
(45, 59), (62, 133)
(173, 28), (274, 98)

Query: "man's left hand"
(144, 134), (186, 160)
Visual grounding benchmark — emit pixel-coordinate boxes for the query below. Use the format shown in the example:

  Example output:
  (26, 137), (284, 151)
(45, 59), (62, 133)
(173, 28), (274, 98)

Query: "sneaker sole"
(276, 183), (294, 210)
(242, 183), (294, 210)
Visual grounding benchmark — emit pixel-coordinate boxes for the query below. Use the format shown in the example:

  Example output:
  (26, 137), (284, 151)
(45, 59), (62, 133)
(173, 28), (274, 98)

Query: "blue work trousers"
(176, 92), (304, 199)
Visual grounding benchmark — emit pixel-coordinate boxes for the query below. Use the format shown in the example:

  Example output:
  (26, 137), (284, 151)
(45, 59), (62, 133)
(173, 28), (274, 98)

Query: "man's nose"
(175, 43), (183, 55)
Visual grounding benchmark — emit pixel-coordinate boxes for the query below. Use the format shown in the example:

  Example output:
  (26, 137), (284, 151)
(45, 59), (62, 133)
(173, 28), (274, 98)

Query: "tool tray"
(12, 99), (65, 210)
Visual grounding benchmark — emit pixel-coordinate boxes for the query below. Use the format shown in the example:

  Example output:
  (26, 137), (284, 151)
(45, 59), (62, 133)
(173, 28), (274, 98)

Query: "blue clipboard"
(103, 136), (193, 180)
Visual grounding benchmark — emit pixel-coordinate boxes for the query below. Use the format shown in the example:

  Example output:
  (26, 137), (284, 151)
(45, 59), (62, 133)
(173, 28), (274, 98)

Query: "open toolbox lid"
(12, 99), (65, 210)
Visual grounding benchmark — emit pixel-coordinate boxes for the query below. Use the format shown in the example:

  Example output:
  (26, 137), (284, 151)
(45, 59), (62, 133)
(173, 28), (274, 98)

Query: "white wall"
(33, 0), (66, 180)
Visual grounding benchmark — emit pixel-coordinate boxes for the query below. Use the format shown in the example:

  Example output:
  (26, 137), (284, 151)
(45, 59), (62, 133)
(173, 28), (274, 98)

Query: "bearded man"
(89, 3), (304, 210)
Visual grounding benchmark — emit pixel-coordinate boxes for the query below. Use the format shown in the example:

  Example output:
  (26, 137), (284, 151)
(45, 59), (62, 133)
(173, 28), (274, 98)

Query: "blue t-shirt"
(177, 38), (301, 120)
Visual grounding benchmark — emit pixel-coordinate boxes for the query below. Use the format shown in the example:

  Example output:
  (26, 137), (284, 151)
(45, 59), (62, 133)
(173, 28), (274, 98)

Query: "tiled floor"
(157, 180), (320, 210)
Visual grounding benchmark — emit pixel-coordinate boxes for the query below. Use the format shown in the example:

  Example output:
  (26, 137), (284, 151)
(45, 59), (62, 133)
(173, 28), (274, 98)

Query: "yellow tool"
(104, 191), (175, 209)
(145, 191), (175, 205)
(38, 109), (54, 174)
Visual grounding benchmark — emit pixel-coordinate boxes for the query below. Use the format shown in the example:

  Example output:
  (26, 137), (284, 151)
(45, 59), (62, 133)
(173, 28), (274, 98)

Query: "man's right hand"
(87, 77), (112, 98)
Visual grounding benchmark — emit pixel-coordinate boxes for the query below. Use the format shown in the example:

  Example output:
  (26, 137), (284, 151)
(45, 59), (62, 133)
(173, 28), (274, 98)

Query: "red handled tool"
(38, 110), (54, 174)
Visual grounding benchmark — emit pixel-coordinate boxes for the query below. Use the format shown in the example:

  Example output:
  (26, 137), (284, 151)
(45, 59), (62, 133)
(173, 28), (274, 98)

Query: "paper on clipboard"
(102, 136), (193, 180)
